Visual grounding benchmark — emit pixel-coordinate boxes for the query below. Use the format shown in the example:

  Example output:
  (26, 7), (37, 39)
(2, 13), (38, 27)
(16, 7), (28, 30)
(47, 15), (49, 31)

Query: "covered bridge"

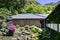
(46, 4), (60, 32)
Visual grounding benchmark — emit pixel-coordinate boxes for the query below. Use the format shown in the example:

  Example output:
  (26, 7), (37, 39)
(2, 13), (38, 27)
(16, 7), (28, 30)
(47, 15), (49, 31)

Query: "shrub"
(24, 25), (43, 40)
(16, 24), (24, 31)
(24, 25), (30, 30)
(31, 25), (43, 33)
(19, 27), (24, 31)
(16, 25), (43, 40)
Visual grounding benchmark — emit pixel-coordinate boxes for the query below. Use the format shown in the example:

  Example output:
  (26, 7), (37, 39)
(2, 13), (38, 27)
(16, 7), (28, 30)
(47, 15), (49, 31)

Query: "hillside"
(0, 0), (59, 19)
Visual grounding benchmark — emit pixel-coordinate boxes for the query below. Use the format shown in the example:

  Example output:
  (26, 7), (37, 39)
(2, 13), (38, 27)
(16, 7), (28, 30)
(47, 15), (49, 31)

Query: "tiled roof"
(12, 14), (49, 19)
(36, 14), (49, 19)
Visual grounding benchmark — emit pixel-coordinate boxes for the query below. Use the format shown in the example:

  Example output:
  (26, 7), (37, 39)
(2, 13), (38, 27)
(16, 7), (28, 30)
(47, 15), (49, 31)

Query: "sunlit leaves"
(0, 8), (9, 19)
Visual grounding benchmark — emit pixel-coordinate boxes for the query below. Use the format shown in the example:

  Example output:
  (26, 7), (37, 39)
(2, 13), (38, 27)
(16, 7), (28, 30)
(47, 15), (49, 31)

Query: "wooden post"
(57, 24), (59, 32)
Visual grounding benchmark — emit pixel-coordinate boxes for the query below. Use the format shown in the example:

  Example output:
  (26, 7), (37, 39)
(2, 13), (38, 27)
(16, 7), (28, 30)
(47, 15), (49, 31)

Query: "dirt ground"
(0, 36), (13, 40)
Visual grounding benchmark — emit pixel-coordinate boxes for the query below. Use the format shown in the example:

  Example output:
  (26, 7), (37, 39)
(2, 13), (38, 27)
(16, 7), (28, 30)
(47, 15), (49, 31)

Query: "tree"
(0, 0), (26, 13)
(0, 0), (57, 14)
(44, 5), (54, 14)
(21, 3), (46, 14)
(0, 8), (9, 19)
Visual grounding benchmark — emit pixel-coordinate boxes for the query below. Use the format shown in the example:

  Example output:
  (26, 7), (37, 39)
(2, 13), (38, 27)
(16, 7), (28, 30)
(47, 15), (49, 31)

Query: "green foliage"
(31, 25), (43, 33)
(44, 5), (54, 14)
(0, 26), (2, 29)
(0, 0), (26, 14)
(12, 9), (18, 15)
(0, 0), (56, 14)
(46, 7), (60, 23)
(16, 24), (24, 31)
(21, 3), (45, 14)
(21, 2), (55, 14)
(43, 27), (60, 40)
(16, 25), (43, 40)
(0, 8), (9, 19)
(19, 27), (24, 31)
